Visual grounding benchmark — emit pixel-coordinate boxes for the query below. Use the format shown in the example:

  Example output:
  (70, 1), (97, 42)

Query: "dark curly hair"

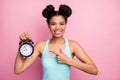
(42, 4), (72, 24)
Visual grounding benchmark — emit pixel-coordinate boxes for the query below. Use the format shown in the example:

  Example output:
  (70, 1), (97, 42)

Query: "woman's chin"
(53, 35), (63, 38)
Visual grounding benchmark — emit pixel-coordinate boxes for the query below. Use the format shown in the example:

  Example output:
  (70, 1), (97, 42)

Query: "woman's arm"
(14, 43), (41, 74)
(14, 32), (42, 74)
(67, 40), (98, 75)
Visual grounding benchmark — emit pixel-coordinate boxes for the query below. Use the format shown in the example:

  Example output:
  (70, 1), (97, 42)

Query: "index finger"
(49, 50), (59, 55)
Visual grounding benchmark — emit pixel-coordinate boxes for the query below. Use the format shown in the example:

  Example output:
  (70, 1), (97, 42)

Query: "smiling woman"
(14, 4), (98, 80)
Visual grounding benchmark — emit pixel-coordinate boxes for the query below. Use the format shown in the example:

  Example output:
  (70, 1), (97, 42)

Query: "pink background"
(0, 0), (120, 80)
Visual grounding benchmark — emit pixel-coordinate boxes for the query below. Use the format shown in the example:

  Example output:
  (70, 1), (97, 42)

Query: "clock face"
(20, 44), (34, 57)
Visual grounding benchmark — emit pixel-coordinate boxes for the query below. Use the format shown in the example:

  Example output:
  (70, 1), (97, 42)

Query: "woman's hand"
(49, 49), (71, 64)
(19, 32), (32, 59)
(19, 32), (31, 41)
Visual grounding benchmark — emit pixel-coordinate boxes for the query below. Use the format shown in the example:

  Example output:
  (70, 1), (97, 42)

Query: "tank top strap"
(42, 39), (49, 55)
(65, 39), (72, 58)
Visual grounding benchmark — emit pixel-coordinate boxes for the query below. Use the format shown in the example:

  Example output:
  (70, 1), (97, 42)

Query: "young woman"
(14, 4), (98, 80)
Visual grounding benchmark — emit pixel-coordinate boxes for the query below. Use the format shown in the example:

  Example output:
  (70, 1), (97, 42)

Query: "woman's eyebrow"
(50, 22), (56, 23)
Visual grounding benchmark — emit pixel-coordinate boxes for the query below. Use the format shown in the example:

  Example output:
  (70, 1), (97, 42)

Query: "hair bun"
(59, 4), (72, 18)
(42, 5), (55, 18)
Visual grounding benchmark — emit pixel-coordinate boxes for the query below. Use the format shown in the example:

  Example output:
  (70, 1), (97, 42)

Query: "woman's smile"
(54, 30), (62, 35)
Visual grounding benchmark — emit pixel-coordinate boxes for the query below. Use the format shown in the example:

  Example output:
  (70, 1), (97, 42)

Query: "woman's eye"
(60, 23), (65, 25)
(51, 23), (55, 26)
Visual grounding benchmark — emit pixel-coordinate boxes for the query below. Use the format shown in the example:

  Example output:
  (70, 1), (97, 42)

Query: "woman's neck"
(50, 37), (65, 44)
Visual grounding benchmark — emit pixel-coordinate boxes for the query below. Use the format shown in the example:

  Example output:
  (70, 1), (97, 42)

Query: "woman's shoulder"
(68, 39), (83, 50)
(68, 39), (80, 46)
(34, 40), (48, 54)
(67, 39), (83, 55)
(35, 40), (48, 47)
(67, 39), (81, 54)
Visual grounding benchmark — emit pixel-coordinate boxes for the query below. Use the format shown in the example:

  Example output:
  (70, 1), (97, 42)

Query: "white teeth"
(55, 30), (61, 34)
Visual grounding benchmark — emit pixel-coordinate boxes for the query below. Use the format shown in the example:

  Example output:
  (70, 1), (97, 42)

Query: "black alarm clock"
(19, 39), (34, 57)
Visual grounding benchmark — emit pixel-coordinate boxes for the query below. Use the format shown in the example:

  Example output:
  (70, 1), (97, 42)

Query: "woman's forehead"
(50, 16), (65, 23)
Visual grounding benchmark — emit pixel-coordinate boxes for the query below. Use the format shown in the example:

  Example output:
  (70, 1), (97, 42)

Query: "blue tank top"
(41, 39), (72, 80)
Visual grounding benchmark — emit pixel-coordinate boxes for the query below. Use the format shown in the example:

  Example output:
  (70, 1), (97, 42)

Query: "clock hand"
(23, 46), (27, 51)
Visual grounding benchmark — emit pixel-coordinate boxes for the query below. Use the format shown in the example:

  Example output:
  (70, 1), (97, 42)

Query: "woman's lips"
(54, 30), (61, 35)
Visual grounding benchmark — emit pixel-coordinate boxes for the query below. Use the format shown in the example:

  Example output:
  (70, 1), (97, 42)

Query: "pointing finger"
(49, 50), (59, 55)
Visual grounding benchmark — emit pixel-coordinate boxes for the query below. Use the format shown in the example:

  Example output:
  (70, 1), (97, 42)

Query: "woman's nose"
(56, 25), (60, 29)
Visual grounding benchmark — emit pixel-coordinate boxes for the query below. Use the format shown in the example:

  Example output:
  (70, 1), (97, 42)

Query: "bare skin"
(14, 16), (98, 75)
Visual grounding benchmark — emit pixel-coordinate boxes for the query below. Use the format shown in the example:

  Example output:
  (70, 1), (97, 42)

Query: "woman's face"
(49, 15), (66, 38)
